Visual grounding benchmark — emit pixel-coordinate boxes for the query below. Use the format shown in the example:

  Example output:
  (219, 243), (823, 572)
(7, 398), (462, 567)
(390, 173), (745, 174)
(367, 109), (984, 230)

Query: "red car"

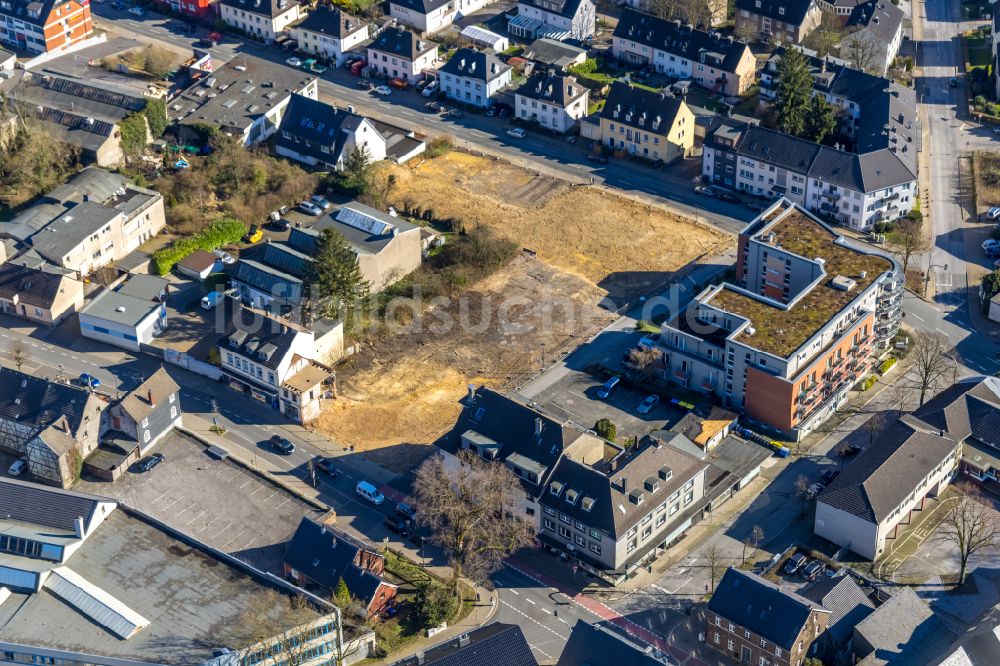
(388, 77), (409, 90)
(350, 60), (367, 76)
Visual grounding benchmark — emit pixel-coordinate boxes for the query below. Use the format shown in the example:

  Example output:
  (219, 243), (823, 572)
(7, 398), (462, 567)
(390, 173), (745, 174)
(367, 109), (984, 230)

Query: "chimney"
(147, 388), (156, 408)
(467, 384), (476, 403)
(534, 417), (543, 437)
(74, 516), (85, 538)
(415, 653), (425, 666)
(457, 633), (471, 648)
(281, 324), (289, 334)
(621, 477), (627, 494)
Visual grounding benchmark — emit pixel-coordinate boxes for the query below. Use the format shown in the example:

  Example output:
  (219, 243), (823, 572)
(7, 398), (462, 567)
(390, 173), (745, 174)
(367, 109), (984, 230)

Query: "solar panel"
(335, 206), (395, 236)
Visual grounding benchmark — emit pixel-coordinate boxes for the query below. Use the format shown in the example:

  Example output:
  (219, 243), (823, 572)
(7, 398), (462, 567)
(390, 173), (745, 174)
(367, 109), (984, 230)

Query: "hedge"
(878, 357), (897, 375)
(153, 217), (246, 275)
(862, 375), (878, 391)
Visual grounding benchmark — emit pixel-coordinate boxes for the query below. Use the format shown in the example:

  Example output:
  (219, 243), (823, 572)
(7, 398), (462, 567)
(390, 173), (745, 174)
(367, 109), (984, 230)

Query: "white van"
(201, 291), (224, 310)
(356, 480), (385, 505)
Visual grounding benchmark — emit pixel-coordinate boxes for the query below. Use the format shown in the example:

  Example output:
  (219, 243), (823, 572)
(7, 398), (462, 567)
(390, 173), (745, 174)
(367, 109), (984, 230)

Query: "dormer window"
(550, 481), (564, 496)
(778, 6), (785, 15)
(565, 489), (579, 505)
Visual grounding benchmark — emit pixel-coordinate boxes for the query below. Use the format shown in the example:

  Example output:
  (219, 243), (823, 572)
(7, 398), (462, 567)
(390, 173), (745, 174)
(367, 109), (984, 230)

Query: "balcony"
(702, 378), (716, 391)
(674, 368), (692, 381)
(820, 190), (841, 202)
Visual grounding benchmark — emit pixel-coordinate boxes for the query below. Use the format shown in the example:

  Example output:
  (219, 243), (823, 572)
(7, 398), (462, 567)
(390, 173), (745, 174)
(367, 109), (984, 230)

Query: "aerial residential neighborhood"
(0, 0), (1000, 663)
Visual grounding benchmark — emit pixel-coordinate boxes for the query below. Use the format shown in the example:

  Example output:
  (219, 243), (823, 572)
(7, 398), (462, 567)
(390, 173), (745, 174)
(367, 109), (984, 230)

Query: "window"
(589, 542), (601, 555)
(575, 520), (584, 530)
(559, 512), (570, 524)
(627, 538), (638, 552)
(141, 418), (149, 428)
(684, 492), (694, 505)
(715, 617), (722, 627)
(169, 393), (176, 403)
(656, 514), (666, 527)
(642, 526), (652, 538)
(713, 632), (720, 644)
(543, 519), (555, 531)
(543, 506), (555, 515)
(558, 525), (571, 538)
(759, 638), (767, 649)
(729, 622), (735, 632)
(670, 504), (679, 515)
(590, 528), (601, 539)
(758, 658), (768, 666)
(728, 639), (735, 651)
(575, 535), (585, 546)
(745, 630), (751, 640)
(775, 648), (782, 658)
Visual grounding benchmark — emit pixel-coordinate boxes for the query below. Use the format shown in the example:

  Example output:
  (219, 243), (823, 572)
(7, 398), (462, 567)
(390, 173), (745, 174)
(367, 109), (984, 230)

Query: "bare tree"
(803, 12), (846, 58)
(741, 524), (765, 563)
(794, 474), (813, 516)
(910, 334), (954, 407)
(861, 410), (886, 446)
(933, 490), (1000, 585)
(413, 450), (536, 586)
(887, 216), (929, 279)
(842, 27), (882, 75)
(626, 346), (662, 383)
(10, 341), (26, 372)
(234, 590), (329, 666)
(705, 543), (725, 594)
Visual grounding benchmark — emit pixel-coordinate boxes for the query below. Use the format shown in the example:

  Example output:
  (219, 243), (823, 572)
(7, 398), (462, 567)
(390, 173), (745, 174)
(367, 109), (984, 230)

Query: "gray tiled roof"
(0, 477), (111, 533)
(911, 376), (1000, 447)
(801, 576), (875, 645)
(708, 567), (828, 650)
(613, 9), (751, 74)
(852, 587), (949, 665)
(220, 0), (299, 17)
(391, 623), (536, 666)
(233, 258), (304, 304)
(119, 367), (180, 424)
(439, 48), (511, 83)
(0, 368), (96, 446)
(219, 307), (302, 371)
(600, 82), (687, 135)
(28, 201), (120, 263)
(369, 26), (437, 61)
(735, 0), (815, 25)
(283, 517), (385, 598)
(293, 6), (366, 39)
(817, 419), (958, 522)
(0, 262), (76, 310)
(515, 72), (587, 107)
(389, 0), (453, 15)
(847, 0), (903, 45)
(519, 0), (585, 19)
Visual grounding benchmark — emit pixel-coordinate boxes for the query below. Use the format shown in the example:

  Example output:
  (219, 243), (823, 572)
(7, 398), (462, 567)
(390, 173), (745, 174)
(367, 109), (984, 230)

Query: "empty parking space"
(77, 431), (323, 573)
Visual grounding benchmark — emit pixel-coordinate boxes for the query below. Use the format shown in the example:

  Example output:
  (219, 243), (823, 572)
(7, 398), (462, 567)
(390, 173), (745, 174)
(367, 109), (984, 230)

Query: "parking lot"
(76, 431), (324, 573)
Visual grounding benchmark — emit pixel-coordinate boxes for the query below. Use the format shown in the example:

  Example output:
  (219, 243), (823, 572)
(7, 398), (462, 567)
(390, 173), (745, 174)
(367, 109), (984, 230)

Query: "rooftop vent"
(658, 465), (672, 481)
(644, 476), (660, 492)
(830, 275), (857, 292)
(628, 489), (645, 505)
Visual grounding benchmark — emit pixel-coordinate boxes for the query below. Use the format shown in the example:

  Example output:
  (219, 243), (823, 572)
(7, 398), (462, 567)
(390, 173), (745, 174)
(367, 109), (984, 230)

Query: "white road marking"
(510, 589), (520, 595)
(526, 598), (537, 605)
(910, 314), (925, 323)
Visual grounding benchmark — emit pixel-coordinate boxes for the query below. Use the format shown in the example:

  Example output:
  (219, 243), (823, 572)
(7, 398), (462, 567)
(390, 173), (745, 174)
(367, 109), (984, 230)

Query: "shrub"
(152, 216), (246, 274)
(878, 357), (897, 375)
(425, 135), (454, 159)
(862, 375), (878, 391)
(594, 418), (617, 442)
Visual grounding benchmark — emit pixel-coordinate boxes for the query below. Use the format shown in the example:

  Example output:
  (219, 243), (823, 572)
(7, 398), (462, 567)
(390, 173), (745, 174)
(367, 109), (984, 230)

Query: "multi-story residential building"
(514, 71), (588, 133)
(366, 26), (438, 84)
(175, 57), (318, 146)
(291, 5), (369, 66)
(276, 93), (387, 170)
(152, 0), (216, 18)
(0, 261), (84, 326)
(388, 0), (492, 34)
(598, 81), (695, 164)
(219, 0), (301, 42)
(707, 567), (831, 666)
(660, 199), (902, 439)
(619, 0), (727, 24)
(734, 0), (822, 45)
(512, 0), (596, 41)
(392, 623), (537, 666)
(438, 47), (512, 108)
(841, 0), (904, 75)
(612, 9), (757, 96)
(0, 167), (165, 277)
(0, 0), (93, 55)
(104, 367), (182, 453)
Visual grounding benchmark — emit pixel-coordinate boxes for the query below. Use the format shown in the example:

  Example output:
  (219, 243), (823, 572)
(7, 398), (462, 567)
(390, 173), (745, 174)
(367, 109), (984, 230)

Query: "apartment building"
(612, 9), (757, 96)
(514, 71), (589, 133)
(842, 0), (904, 75)
(735, 0), (822, 45)
(0, 0), (93, 55)
(219, 0), (301, 42)
(438, 47), (512, 108)
(660, 200), (902, 440)
(366, 27), (438, 84)
(388, 0), (493, 34)
(292, 5), (369, 66)
(0, 168), (165, 277)
(598, 81), (695, 164)
(707, 568), (831, 666)
(0, 262), (84, 326)
(815, 415), (960, 560)
(514, 0), (596, 41)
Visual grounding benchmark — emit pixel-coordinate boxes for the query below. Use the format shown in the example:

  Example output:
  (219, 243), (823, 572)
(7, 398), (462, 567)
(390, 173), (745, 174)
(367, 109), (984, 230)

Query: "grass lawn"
(731, 90), (760, 117)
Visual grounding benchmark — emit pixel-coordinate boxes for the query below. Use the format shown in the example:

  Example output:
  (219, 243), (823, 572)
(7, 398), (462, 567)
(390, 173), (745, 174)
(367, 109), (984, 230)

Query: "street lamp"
(924, 263), (949, 296)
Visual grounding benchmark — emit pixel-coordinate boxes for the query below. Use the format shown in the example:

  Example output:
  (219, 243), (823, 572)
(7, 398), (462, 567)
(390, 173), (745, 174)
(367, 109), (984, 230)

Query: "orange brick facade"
(1, 0), (93, 54)
(706, 608), (829, 666)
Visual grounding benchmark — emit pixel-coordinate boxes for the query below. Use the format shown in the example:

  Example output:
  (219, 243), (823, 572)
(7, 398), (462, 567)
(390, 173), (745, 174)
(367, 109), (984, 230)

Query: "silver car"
(298, 201), (323, 216)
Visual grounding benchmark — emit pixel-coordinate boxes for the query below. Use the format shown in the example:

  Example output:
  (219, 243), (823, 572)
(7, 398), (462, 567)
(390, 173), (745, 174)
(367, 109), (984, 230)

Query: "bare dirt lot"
(386, 151), (732, 297)
(315, 152), (733, 473)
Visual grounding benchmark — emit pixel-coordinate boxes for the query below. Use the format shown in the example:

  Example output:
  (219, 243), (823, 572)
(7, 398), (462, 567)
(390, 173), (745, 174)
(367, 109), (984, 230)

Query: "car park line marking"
(526, 598), (536, 605)
(220, 528), (248, 549)
(185, 511), (206, 526)
(273, 497), (292, 510)
(239, 479), (253, 490)
(150, 490), (172, 504)
(248, 485), (266, 496)
(209, 522), (233, 540)
(510, 589), (520, 595)
(174, 502), (197, 518)
(241, 537), (258, 550)
(161, 495), (184, 509)
(910, 314), (925, 323)
(198, 516), (221, 532)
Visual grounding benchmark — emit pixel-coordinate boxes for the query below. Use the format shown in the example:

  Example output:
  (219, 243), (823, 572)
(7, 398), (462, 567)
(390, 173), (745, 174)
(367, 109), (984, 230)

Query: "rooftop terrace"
(707, 205), (891, 358)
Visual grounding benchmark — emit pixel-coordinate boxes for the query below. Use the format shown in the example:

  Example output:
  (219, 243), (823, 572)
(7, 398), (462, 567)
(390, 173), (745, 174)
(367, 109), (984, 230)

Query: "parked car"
(718, 192), (739, 203)
(350, 60), (367, 76)
(384, 516), (410, 536)
(286, 57), (302, 67)
(269, 435), (295, 455)
(746, 200), (766, 212)
(245, 224), (263, 243)
(506, 128), (526, 139)
(213, 249), (235, 265)
(803, 560), (825, 580)
(373, 85), (392, 96)
(388, 77), (409, 90)
(424, 101), (442, 112)
(597, 376), (621, 400)
(695, 186), (716, 197)
(137, 453), (165, 472)
(421, 80), (439, 97)
(313, 456), (339, 477)
(638, 333), (660, 350)
(396, 501), (417, 521)
(298, 200), (323, 216)
(983, 239), (1000, 253)
(637, 394), (660, 414)
(128, 6), (145, 15)
(356, 480), (385, 505)
(310, 194), (331, 210)
(8, 458), (27, 477)
(444, 108), (463, 119)
(416, 79), (429, 91)
(269, 215), (290, 231)
(986, 206), (1000, 221)
(566, 135), (578, 144)
(195, 38), (217, 48)
(784, 553), (807, 574)
(587, 153), (609, 164)
(78, 373), (100, 388)
(820, 469), (840, 486)
(486, 106), (498, 117)
(357, 79), (374, 90)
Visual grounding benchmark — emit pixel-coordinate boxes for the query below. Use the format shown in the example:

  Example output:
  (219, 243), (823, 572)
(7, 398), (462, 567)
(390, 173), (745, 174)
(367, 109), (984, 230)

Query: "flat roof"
(81, 290), (161, 328)
(282, 363), (331, 393)
(0, 510), (327, 664)
(708, 204), (891, 358)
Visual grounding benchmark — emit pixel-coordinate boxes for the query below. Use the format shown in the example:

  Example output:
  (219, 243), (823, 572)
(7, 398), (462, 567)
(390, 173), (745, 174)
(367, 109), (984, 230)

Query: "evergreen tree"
(343, 145), (374, 196)
(334, 577), (352, 610)
(776, 47), (813, 137)
(804, 94), (837, 144)
(306, 228), (370, 320)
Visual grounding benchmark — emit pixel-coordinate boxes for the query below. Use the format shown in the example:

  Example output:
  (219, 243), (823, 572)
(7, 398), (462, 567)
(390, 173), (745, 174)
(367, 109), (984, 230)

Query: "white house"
(275, 93), (387, 170)
(366, 27), (438, 83)
(438, 48), (512, 108)
(388, 0), (457, 34)
(79, 290), (167, 352)
(291, 6), (368, 66)
(842, 0), (904, 75)
(219, 0), (302, 42)
(514, 71), (588, 133)
(513, 0), (596, 41)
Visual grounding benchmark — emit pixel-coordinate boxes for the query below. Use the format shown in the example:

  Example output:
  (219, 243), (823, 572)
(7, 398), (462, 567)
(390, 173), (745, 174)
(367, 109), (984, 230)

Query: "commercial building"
(79, 289), (168, 352)
(0, 261), (84, 326)
(597, 82), (695, 164)
(514, 71), (589, 134)
(514, 0), (596, 41)
(612, 9), (758, 96)
(0, 478), (375, 665)
(219, 0), (302, 42)
(292, 5), (369, 65)
(0, 0), (94, 55)
(0, 168), (166, 277)
(366, 27), (438, 84)
(660, 200), (902, 439)
(706, 567), (831, 665)
(174, 56), (318, 146)
(438, 47), (512, 108)
(735, 0), (823, 45)
(815, 416), (960, 560)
